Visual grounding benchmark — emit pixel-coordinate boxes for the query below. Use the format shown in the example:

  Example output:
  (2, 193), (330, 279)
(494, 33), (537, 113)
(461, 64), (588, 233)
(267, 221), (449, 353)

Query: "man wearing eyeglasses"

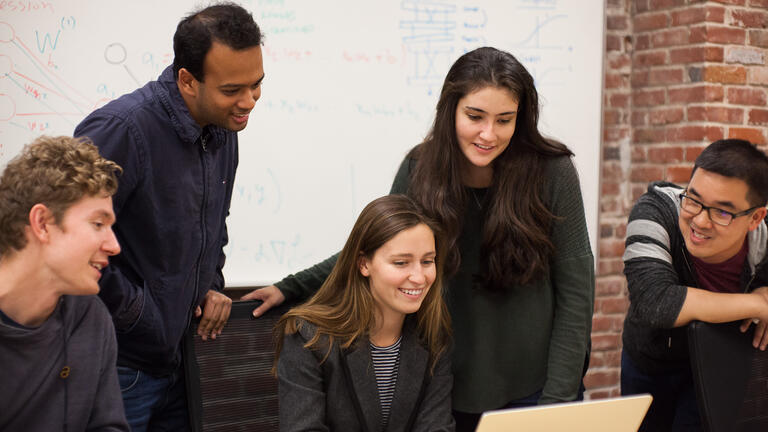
(621, 139), (768, 431)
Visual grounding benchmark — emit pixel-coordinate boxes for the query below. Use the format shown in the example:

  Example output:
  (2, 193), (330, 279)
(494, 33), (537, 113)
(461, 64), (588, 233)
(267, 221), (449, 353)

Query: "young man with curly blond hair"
(0, 135), (128, 431)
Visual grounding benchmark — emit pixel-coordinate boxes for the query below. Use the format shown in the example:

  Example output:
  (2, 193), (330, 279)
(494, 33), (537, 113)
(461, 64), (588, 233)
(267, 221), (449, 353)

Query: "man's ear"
(358, 255), (370, 277)
(28, 203), (55, 243)
(748, 206), (767, 231)
(177, 68), (199, 98)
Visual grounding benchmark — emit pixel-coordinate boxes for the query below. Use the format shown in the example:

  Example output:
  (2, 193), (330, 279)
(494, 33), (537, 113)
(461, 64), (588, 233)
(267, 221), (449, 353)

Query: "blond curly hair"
(0, 135), (121, 255)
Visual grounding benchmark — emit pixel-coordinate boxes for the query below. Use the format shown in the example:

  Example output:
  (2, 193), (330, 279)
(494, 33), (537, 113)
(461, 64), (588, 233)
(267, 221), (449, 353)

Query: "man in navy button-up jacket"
(74, 3), (265, 429)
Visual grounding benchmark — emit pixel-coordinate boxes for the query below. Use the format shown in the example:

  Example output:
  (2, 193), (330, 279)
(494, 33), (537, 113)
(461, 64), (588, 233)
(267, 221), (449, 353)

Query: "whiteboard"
(0, 0), (604, 287)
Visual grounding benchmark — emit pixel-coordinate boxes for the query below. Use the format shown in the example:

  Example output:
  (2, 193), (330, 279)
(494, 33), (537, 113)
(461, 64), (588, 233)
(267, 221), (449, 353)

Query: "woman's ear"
(358, 255), (371, 277)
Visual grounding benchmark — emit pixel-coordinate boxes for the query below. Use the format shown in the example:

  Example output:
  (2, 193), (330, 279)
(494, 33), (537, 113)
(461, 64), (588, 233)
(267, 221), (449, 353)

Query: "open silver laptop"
(475, 394), (653, 432)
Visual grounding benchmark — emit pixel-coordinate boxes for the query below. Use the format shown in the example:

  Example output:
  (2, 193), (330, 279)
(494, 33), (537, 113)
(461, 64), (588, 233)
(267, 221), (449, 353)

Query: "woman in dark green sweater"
(245, 47), (595, 431)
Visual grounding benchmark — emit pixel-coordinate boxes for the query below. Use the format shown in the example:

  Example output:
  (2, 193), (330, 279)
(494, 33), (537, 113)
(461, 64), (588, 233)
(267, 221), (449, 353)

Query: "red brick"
(667, 125), (725, 142)
(685, 146), (706, 162)
(630, 166), (665, 183)
(707, 26), (748, 44)
(729, 127), (767, 144)
(634, 128), (667, 143)
(584, 369), (620, 388)
(604, 350), (623, 368)
(596, 278), (625, 296)
(748, 66), (768, 85)
(750, 0), (768, 7)
(651, 28), (690, 47)
(609, 53), (632, 69)
(635, 34), (651, 51)
(598, 258), (624, 276)
(649, 68), (684, 85)
(632, 185), (647, 203)
(650, 0), (686, 8)
(632, 146), (648, 162)
(632, 111), (648, 126)
(668, 5), (723, 25)
(605, 127), (630, 142)
(605, 73), (628, 89)
(750, 29), (768, 47)
(602, 181), (620, 196)
(587, 390), (614, 400)
(687, 106), (744, 123)
(601, 297), (630, 314)
(669, 85), (724, 103)
(749, 109), (768, 125)
(727, 87), (768, 105)
(705, 5), (727, 22)
(648, 146), (685, 162)
(703, 65), (747, 84)
(604, 110), (621, 126)
(589, 352), (606, 368)
(649, 108), (684, 125)
(607, 15), (629, 30)
(601, 199), (620, 213)
(667, 165), (694, 183)
(611, 93), (630, 108)
(634, 50), (667, 67)
(599, 239), (626, 258)
(632, 70), (650, 87)
(634, 13), (669, 32)
(606, 34), (622, 51)
(602, 163), (623, 182)
(592, 315), (625, 332)
(616, 223), (627, 238)
(671, 7), (707, 26)
(689, 25), (708, 43)
(635, 0), (651, 13)
(730, 9), (768, 28)
(633, 89), (666, 106)
(591, 334), (622, 351)
(669, 46), (724, 63)
(600, 223), (614, 238)
(711, 0), (746, 4)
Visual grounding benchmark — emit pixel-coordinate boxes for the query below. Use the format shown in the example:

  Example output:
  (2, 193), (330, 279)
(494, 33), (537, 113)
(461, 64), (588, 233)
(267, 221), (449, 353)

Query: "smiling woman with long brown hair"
(274, 194), (454, 432)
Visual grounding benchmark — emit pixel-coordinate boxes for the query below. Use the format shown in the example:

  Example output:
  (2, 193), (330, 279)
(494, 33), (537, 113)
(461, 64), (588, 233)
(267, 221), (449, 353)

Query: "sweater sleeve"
(539, 156), (595, 404)
(623, 185), (688, 329)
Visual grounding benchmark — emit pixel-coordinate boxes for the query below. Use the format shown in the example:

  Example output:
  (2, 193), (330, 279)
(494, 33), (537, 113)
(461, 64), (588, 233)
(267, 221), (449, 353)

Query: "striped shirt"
(370, 336), (402, 428)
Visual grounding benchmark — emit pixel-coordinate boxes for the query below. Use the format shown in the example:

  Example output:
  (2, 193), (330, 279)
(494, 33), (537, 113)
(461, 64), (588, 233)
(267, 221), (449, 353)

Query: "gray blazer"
(278, 319), (455, 432)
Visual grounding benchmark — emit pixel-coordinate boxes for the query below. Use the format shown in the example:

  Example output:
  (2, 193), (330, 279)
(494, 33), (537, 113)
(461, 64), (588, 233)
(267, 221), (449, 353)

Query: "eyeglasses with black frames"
(678, 192), (762, 226)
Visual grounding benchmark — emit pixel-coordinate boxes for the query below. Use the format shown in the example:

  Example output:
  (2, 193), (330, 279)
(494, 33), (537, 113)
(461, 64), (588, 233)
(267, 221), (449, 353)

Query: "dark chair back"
(688, 320), (768, 432)
(186, 300), (289, 432)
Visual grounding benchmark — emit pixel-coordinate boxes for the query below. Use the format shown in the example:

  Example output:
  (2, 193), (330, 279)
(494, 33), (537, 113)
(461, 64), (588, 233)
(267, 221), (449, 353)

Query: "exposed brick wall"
(588, 0), (768, 400)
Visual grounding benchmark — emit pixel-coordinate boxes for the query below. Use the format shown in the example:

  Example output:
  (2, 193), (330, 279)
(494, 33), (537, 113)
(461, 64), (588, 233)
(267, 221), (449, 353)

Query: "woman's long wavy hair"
(409, 46), (573, 290)
(273, 195), (450, 373)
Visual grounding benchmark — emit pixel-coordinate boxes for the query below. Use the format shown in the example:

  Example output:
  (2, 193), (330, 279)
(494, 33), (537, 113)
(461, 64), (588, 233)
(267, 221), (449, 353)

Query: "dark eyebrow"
(688, 187), (738, 211)
(464, 106), (517, 116)
(219, 73), (265, 90)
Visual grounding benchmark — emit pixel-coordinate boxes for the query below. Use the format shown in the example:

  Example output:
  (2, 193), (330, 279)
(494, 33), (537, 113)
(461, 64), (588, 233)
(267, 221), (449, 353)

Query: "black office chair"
(688, 320), (768, 432)
(185, 299), (290, 432)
